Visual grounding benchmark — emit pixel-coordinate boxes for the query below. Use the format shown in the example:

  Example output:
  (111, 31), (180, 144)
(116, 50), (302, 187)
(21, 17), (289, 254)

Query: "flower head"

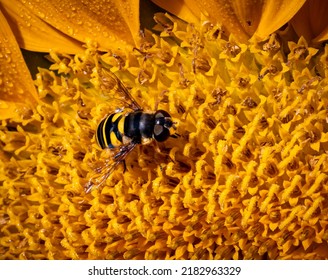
(1, 0), (328, 260)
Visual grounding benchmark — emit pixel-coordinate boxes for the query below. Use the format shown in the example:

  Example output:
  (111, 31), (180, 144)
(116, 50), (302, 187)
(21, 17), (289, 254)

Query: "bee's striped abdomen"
(124, 111), (154, 143)
(96, 113), (125, 149)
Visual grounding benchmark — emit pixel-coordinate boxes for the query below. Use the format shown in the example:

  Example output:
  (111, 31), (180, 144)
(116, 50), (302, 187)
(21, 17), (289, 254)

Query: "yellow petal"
(0, 8), (38, 107)
(290, 0), (328, 43)
(151, 0), (201, 24)
(0, 100), (32, 120)
(160, 0), (305, 42)
(200, 0), (263, 41)
(113, 0), (140, 46)
(0, 0), (84, 53)
(1, 0), (139, 52)
(254, 0), (306, 40)
(314, 26), (328, 43)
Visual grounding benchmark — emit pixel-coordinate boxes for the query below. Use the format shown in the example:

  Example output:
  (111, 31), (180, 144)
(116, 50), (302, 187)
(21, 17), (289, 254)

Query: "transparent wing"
(98, 67), (142, 111)
(84, 142), (137, 193)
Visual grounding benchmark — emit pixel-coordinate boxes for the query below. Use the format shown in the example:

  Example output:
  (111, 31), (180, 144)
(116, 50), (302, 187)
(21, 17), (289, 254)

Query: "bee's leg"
(122, 160), (127, 173)
(114, 107), (124, 113)
(148, 144), (165, 172)
(153, 142), (175, 164)
(170, 133), (180, 139)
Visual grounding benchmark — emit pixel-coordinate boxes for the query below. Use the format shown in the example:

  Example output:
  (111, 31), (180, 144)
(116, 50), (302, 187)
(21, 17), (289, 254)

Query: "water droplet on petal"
(17, 88), (24, 94)
(68, 28), (74, 36)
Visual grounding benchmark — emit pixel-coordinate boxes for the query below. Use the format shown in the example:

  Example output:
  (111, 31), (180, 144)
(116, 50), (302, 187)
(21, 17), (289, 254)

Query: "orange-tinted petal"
(199, 0), (306, 42)
(0, 9), (38, 111)
(157, 0), (306, 42)
(0, 101), (31, 120)
(113, 0), (140, 46)
(314, 26), (328, 43)
(253, 0), (306, 41)
(291, 0), (328, 43)
(0, 0), (84, 53)
(198, 0), (261, 42)
(1, 0), (139, 53)
(151, 0), (201, 24)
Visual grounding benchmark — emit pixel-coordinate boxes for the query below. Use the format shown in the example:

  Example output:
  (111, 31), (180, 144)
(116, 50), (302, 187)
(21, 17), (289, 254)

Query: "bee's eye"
(154, 124), (170, 142)
(153, 110), (175, 142)
(155, 110), (171, 119)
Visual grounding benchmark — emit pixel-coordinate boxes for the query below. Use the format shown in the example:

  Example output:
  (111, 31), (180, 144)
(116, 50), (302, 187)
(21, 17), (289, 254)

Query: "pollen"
(1, 13), (328, 260)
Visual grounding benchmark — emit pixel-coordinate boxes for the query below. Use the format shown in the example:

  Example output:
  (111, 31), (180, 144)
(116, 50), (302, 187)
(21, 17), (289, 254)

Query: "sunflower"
(1, 0), (328, 260)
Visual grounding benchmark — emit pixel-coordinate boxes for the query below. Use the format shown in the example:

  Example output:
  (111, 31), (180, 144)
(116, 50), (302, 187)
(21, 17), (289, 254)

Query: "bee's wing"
(84, 142), (138, 193)
(99, 68), (142, 111)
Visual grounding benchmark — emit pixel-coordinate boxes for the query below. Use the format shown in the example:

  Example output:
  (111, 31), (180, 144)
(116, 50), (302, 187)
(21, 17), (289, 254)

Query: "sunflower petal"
(159, 0), (305, 42)
(314, 26), (328, 43)
(0, 0), (84, 53)
(208, 0), (306, 42)
(171, 0), (259, 42)
(254, 0), (306, 40)
(290, 0), (328, 43)
(112, 0), (140, 46)
(151, 0), (201, 24)
(0, 9), (38, 108)
(192, 0), (262, 42)
(1, 0), (139, 52)
(0, 100), (31, 120)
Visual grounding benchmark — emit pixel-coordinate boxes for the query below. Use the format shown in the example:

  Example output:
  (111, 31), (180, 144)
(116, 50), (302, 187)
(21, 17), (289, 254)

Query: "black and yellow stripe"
(96, 111), (156, 149)
(96, 112), (126, 149)
(124, 111), (154, 141)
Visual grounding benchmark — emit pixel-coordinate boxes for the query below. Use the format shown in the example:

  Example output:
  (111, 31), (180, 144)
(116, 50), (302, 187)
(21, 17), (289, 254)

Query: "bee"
(85, 69), (178, 193)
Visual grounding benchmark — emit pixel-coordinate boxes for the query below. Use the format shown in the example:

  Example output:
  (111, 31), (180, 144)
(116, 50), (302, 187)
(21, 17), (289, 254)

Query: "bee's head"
(153, 110), (178, 142)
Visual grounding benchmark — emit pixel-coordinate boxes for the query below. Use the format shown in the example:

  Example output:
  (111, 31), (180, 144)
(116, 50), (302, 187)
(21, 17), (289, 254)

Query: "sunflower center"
(1, 13), (328, 260)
